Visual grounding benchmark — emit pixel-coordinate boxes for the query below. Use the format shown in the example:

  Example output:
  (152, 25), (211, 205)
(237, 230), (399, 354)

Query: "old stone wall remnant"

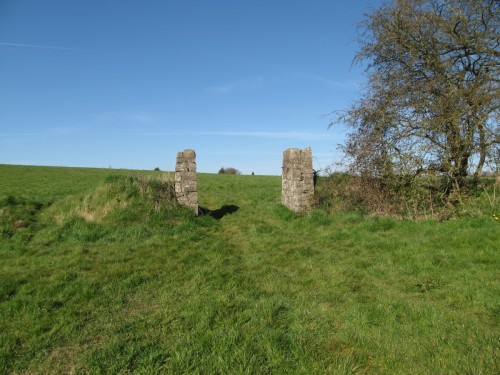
(175, 149), (198, 215)
(282, 147), (314, 212)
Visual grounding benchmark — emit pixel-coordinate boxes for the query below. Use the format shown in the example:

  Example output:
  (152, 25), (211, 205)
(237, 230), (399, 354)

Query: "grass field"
(0, 164), (499, 374)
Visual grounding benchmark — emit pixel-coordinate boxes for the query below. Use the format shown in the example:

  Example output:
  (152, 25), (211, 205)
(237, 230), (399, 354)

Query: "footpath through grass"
(0, 164), (499, 374)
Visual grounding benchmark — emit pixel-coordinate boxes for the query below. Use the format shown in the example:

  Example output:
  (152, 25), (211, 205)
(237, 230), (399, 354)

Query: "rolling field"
(0, 164), (499, 374)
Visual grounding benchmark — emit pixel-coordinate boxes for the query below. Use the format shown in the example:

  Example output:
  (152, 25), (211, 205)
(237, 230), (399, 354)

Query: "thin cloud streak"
(0, 130), (339, 141)
(0, 127), (80, 137)
(118, 131), (338, 141)
(205, 150), (278, 157)
(203, 131), (337, 141)
(0, 133), (44, 137)
(0, 42), (94, 52)
(92, 111), (156, 124)
(306, 74), (361, 91)
(52, 126), (80, 135)
(207, 77), (264, 95)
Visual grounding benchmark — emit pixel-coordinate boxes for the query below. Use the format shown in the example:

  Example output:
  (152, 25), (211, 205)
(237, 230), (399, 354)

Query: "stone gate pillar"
(282, 147), (314, 212)
(175, 149), (198, 215)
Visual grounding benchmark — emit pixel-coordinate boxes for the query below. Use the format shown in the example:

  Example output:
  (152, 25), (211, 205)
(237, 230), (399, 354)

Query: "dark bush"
(218, 167), (241, 175)
(314, 170), (500, 220)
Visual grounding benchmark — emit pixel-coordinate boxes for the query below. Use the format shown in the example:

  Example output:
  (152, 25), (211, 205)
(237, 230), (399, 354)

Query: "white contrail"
(0, 42), (91, 52)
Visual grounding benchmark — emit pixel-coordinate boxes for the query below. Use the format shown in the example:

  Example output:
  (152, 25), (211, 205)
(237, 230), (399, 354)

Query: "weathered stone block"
(182, 172), (197, 181)
(282, 147), (314, 212)
(181, 149), (196, 159)
(182, 180), (197, 192)
(175, 162), (196, 173)
(175, 149), (198, 214)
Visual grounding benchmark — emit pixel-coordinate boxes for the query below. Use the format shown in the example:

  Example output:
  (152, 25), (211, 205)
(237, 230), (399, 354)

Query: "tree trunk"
(474, 121), (487, 179)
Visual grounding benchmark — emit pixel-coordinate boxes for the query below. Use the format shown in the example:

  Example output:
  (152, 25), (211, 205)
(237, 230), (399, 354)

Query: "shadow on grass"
(199, 205), (239, 220)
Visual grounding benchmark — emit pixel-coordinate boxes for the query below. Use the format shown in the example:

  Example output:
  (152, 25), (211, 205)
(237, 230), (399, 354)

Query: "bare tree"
(335, 0), (499, 194)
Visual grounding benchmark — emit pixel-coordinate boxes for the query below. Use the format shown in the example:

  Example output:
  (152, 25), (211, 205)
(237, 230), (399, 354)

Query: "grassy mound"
(1, 174), (198, 248)
(50, 174), (180, 223)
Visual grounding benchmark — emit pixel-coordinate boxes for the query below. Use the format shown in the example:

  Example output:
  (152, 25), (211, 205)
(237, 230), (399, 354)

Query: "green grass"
(0, 164), (499, 374)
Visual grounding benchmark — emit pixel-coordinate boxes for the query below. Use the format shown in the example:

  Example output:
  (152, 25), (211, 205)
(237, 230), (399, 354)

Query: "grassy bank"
(0, 164), (499, 374)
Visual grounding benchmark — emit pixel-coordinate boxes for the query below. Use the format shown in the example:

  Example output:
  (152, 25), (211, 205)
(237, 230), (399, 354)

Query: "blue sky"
(0, 0), (382, 175)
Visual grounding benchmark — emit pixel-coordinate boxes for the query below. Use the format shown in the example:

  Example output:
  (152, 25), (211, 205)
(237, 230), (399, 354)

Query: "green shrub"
(218, 167), (241, 175)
